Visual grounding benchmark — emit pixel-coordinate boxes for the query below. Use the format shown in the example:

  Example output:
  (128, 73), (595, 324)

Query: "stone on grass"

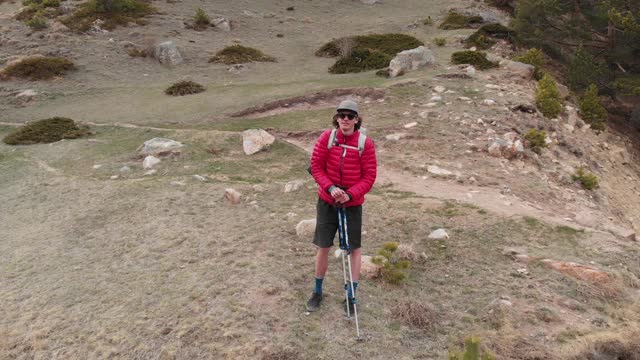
(386, 133), (408, 141)
(224, 188), (242, 204)
(396, 243), (418, 261)
(284, 179), (304, 193)
(212, 17), (231, 31)
(428, 228), (449, 240)
(434, 85), (446, 93)
(427, 165), (453, 176)
(388, 46), (435, 77)
(138, 138), (184, 156)
(404, 122), (418, 129)
(242, 129), (275, 155)
(143, 155), (161, 169)
(296, 219), (316, 239)
(120, 166), (131, 172)
(154, 41), (183, 66)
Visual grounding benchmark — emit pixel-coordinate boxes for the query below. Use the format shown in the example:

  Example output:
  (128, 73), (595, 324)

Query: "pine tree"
(579, 84), (607, 131)
(536, 74), (563, 118)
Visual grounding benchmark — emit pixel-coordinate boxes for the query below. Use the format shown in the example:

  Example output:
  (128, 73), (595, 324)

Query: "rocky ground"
(1, 0), (640, 359)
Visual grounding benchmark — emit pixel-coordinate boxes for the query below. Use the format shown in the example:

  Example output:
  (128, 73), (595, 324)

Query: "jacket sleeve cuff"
(328, 185), (337, 193)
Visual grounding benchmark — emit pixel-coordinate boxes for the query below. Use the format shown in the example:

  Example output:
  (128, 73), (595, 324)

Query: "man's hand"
(330, 187), (351, 204)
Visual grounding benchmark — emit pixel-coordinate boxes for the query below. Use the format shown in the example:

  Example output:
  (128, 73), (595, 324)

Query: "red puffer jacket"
(311, 129), (377, 207)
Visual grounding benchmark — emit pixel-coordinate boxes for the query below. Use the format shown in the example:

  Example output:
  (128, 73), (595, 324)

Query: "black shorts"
(313, 198), (362, 249)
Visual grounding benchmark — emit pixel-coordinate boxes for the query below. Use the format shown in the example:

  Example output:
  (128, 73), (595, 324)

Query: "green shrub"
(371, 242), (411, 284)
(316, 33), (423, 58)
(433, 37), (446, 46)
(328, 49), (391, 74)
(610, 75), (640, 96)
(423, 16), (433, 26)
(3, 117), (91, 145)
(439, 10), (483, 30)
(535, 74), (563, 118)
(579, 84), (607, 131)
(26, 14), (47, 30)
(572, 167), (599, 190)
(375, 68), (390, 77)
(61, 0), (155, 32)
(524, 129), (547, 154)
(514, 48), (544, 79)
(127, 48), (148, 57)
(450, 51), (498, 70)
(567, 46), (611, 91)
(465, 31), (496, 50)
(16, 0), (61, 22)
(193, 8), (210, 30)
(449, 337), (495, 360)
(1, 57), (75, 80)
(209, 45), (276, 64)
(164, 80), (205, 96)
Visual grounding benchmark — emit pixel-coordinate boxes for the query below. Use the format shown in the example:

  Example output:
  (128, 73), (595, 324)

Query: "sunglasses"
(336, 112), (357, 120)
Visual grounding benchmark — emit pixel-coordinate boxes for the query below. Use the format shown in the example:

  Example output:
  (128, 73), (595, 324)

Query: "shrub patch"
(1, 57), (75, 80)
(209, 45), (275, 64)
(165, 80), (205, 96)
(316, 33), (423, 74)
(61, 0), (155, 32)
(439, 10), (482, 30)
(464, 23), (512, 50)
(535, 74), (563, 118)
(3, 117), (91, 145)
(450, 51), (498, 70)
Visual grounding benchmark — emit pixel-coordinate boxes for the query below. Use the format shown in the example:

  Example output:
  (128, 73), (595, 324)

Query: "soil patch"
(229, 88), (385, 119)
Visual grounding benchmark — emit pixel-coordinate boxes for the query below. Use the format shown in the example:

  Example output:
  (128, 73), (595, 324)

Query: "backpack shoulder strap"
(327, 128), (338, 150)
(357, 133), (367, 157)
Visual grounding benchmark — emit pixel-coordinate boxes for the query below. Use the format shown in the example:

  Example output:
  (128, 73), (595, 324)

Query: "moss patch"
(1, 57), (75, 80)
(209, 45), (276, 64)
(61, 0), (155, 32)
(439, 10), (483, 30)
(450, 51), (498, 70)
(3, 118), (91, 145)
(328, 49), (392, 74)
(165, 80), (206, 96)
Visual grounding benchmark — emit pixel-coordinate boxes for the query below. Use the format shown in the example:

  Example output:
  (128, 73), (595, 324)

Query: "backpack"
(307, 129), (367, 175)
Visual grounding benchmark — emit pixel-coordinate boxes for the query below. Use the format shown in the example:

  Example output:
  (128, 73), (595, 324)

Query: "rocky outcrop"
(154, 41), (184, 66)
(242, 129), (275, 155)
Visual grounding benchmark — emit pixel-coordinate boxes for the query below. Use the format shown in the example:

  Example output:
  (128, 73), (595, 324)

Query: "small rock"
(193, 174), (209, 182)
(120, 166), (131, 172)
(170, 181), (185, 186)
(385, 133), (408, 141)
(430, 95), (442, 102)
(427, 165), (453, 176)
(144, 169), (157, 176)
(92, 164), (102, 169)
(142, 156), (161, 169)
(284, 180), (304, 193)
(428, 228), (449, 240)
(252, 184), (266, 192)
(403, 122), (418, 129)
(110, 175), (119, 180)
(224, 188), (242, 204)
(433, 85), (446, 93)
(483, 99), (496, 106)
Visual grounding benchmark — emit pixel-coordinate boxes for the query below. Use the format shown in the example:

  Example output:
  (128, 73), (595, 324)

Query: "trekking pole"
(337, 207), (361, 339)
(337, 207), (352, 319)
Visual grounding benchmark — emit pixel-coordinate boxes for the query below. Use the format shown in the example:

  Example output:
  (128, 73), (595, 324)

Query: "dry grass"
(209, 45), (276, 64)
(562, 326), (640, 360)
(391, 301), (439, 330)
(164, 80), (206, 96)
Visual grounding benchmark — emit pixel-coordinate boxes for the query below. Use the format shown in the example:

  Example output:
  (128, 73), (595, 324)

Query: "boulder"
(500, 60), (535, 81)
(138, 138), (184, 156)
(296, 219), (316, 239)
(224, 188), (242, 204)
(154, 41), (184, 66)
(242, 129), (275, 155)
(388, 46), (435, 77)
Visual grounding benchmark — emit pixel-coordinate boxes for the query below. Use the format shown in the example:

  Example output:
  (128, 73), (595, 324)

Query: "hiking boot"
(343, 298), (356, 316)
(306, 292), (322, 312)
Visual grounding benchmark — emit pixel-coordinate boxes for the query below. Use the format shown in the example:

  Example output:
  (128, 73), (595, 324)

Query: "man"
(306, 99), (377, 314)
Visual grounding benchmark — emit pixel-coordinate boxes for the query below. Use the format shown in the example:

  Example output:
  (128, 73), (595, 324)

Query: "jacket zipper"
(338, 133), (349, 186)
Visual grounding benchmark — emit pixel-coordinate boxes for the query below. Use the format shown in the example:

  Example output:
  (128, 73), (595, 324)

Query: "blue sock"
(314, 277), (324, 295)
(347, 282), (358, 300)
